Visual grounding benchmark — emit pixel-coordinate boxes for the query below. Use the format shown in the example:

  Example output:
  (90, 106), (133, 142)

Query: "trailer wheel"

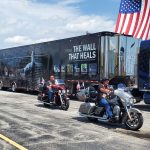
(11, 83), (17, 92)
(0, 81), (3, 90)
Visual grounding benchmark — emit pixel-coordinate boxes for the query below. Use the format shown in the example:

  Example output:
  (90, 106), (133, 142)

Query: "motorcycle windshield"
(55, 79), (65, 85)
(117, 83), (126, 89)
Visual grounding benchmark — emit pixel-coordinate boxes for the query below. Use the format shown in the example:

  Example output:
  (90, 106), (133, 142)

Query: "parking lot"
(0, 91), (150, 150)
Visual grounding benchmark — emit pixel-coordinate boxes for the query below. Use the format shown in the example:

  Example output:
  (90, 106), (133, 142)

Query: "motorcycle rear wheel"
(125, 112), (143, 131)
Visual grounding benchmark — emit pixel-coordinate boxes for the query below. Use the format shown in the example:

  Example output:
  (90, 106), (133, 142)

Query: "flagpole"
(118, 35), (121, 76)
(125, 36), (127, 75)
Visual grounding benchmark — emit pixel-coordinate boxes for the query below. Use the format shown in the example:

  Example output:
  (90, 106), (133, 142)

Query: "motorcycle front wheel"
(61, 99), (69, 111)
(125, 112), (143, 131)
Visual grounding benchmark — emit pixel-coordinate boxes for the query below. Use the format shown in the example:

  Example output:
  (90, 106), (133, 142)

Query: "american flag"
(115, 0), (150, 40)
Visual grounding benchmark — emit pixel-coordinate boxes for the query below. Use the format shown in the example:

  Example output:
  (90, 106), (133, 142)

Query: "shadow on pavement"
(115, 129), (150, 140)
(72, 116), (123, 130)
(134, 104), (150, 112)
(73, 117), (150, 140)
(35, 103), (60, 110)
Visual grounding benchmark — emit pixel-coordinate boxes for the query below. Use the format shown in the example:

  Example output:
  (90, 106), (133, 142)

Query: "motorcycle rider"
(47, 75), (55, 102)
(99, 78), (114, 122)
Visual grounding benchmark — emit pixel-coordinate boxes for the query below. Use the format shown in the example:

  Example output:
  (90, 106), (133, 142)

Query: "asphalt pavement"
(0, 91), (149, 150)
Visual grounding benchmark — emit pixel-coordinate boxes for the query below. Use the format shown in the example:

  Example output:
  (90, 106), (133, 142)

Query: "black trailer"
(0, 31), (140, 94)
(138, 40), (150, 104)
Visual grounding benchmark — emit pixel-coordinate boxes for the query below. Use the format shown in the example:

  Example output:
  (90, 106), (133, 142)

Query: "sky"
(0, 0), (120, 49)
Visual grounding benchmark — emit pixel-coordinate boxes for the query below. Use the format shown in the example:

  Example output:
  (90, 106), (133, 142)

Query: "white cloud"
(35, 37), (56, 43)
(56, 0), (83, 5)
(0, 0), (115, 49)
(66, 16), (114, 32)
(4, 35), (32, 45)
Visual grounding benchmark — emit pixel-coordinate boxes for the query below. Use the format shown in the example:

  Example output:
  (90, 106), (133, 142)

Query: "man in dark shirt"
(47, 75), (55, 102)
(99, 78), (113, 121)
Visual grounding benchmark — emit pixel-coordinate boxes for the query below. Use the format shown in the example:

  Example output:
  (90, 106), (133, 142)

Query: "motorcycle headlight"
(58, 90), (62, 94)
(62, 90), (66, 94)
(67, 89), (69, 93)
(127, 97), (135, 106)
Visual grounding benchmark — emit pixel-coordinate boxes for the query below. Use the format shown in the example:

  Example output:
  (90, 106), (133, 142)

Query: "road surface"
(0, 91), (149, 150)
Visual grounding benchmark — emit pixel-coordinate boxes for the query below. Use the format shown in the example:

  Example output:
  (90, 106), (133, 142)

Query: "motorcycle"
(79, 83), (144, 131)
(37, 79), (70, 111)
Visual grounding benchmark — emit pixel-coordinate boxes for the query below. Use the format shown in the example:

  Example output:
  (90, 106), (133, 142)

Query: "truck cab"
(138, 40), (150, 104)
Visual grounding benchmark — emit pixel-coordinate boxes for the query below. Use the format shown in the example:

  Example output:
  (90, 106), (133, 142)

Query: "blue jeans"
(47, 89), (54, 102)
(99, 98), (113, 118)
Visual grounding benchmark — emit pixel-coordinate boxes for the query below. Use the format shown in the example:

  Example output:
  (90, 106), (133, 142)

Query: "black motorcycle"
(37, 80), (70, 111)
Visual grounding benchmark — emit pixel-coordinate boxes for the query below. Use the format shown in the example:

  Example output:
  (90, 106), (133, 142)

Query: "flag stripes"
(115, 0), (150, 40)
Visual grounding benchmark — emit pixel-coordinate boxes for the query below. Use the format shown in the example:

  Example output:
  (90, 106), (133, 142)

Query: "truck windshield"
(117, 83), (126, 89)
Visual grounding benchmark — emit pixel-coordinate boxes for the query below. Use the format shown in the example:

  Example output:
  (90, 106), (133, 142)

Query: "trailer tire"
(11, 83), (17, 92)
(0, 81), (3, 90)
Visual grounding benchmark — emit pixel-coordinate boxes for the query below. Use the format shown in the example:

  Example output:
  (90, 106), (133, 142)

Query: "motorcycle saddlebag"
(79, 102), (95, 114)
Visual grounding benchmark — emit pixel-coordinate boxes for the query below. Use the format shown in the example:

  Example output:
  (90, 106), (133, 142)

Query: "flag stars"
(120, 0), (141, 13)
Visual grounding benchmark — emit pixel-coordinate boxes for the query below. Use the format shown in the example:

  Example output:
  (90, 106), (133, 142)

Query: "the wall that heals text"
(67, 43), (97, 61)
